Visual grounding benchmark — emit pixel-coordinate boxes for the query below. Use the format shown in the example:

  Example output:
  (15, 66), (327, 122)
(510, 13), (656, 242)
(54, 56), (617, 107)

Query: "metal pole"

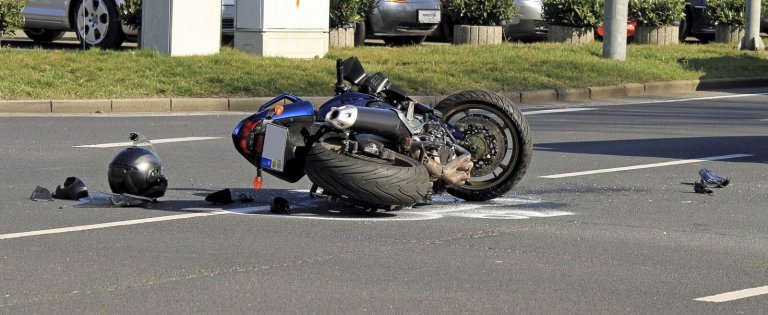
(740, 0), (765, 50)
(602, 0), (629, 60)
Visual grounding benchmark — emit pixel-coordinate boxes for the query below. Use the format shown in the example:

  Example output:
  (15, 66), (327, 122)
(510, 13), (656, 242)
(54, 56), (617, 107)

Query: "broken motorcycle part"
(54, 177), (89, 200)
(30, 186), (54, 201)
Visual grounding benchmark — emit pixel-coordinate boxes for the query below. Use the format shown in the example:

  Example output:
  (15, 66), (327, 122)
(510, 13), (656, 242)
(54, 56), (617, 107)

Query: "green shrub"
(118, 0), (141, 30)
(330, 0), (368, 28)
(628, 0), (685, 26)
(444, 0), (519, 26)
(0, 0), (25, 37)
(706, 0), (768, 26)
(541, 0), (604, 27)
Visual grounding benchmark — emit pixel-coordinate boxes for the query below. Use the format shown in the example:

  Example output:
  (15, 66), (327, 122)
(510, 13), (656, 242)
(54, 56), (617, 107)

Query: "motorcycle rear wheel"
(304, 142), (431, 208)
(435, 90), (532, 201)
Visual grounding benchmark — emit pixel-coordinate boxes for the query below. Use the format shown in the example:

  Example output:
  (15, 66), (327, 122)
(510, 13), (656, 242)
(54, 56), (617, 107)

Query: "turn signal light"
(273, 104), (285, 116)
(253, 176), (263, 191)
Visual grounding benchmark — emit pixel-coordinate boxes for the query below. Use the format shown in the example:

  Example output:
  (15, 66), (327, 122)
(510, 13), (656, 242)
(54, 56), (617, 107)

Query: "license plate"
(418, 10), (440, 24)
(261, 123), (288, 172)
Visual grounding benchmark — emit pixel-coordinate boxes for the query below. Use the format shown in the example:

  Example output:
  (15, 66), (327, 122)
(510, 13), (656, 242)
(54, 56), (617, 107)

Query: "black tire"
(73, 0), (125, 49)
(23, 29), (66, 42)
(435, 90), (532, 201)
(354, 21), (366, 47)
(440, 19), (454, 43)
(382, 36), (427, 46)
(678, 14), (691, 42)
(304, 143), (431, 207)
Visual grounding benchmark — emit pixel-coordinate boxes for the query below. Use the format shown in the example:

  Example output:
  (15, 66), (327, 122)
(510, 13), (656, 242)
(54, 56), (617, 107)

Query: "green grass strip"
(1, 40), (767, 100)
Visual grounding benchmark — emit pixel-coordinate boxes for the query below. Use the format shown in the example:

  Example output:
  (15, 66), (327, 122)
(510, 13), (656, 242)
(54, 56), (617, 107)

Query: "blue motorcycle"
(233, 57), (532, 210)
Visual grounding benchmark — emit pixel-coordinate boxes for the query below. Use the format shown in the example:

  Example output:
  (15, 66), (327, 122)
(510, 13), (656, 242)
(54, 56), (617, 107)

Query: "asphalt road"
(1, 89), (767, 313)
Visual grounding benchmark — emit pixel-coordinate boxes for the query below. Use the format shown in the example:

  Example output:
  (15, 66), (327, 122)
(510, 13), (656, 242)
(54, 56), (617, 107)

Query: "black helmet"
(54, 177), (89, 200)
(108, 146), (168, 198)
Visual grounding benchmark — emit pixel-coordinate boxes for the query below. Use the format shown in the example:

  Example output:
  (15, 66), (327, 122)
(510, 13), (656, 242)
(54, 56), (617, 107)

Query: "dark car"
(680, 0), (768, 42)
(679, 0), (717, 42)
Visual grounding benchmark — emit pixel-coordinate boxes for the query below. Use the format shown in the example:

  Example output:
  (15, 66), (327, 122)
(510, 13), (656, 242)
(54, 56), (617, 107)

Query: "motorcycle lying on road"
(232, 57), (532, 211)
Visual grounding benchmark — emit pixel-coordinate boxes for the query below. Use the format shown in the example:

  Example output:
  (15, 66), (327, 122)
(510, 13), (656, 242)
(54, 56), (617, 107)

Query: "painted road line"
(523, 108), (598, 115)
(0, 212), (225, 240)
(619, 93), (768, 106)
(695, 285), (768, 302)
(74, 136), (223, 148)
(541, 154), (753, 179)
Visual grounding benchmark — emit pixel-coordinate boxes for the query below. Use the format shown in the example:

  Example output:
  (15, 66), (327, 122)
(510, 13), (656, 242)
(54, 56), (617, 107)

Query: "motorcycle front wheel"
(304, 142), (431, 208)
(435, 90), (532, 201)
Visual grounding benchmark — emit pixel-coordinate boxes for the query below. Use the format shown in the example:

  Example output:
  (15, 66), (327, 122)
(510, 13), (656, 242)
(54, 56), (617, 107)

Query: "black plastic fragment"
(271, 197), (291, 214)
(205, 189), (234, 204)
(694, 181), (713, 195)
(54, 177), (89, 200)
(30, 186), (53, 201)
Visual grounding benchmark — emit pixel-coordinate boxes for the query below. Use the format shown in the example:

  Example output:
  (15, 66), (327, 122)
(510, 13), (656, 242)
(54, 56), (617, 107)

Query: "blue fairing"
(317, 92), (381, 119)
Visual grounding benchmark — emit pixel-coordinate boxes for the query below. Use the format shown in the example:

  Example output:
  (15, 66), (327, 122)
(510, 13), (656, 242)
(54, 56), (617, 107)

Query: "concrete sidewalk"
(1, 77), (767, 114)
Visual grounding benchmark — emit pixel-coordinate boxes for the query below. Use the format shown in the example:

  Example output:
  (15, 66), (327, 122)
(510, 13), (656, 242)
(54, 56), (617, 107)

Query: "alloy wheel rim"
(76, 0), (110, 45)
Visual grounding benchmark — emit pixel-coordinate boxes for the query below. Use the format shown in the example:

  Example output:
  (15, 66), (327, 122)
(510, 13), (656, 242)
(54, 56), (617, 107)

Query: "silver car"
(435, 0), (546, 42)
(22, 0), (235, 49)
(361, 0), (442, 46)
(501, 0), (546, 41)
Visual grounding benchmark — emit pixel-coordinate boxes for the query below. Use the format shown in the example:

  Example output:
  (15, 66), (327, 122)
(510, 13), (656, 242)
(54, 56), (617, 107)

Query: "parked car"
(22, 0), (235, 49)
(595, 20), (637, 40)
(500, 0), (548, 41)
(679, 0), (716, 42)
(358, 0), (442, 46)
(680, 0), (768, 42)
(434, 0), (547, 42)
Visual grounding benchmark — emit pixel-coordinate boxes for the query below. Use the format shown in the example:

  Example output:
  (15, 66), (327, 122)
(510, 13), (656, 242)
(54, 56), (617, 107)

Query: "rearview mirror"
(341, 57), (366, 85)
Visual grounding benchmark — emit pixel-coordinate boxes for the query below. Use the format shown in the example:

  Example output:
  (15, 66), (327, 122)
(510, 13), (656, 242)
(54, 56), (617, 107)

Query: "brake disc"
(455, 114), (506, 177)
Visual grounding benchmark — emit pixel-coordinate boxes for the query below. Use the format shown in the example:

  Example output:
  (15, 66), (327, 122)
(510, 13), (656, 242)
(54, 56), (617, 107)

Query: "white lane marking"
(523, 108), (598, 115)
(226, 197), (574, 222)
(0, 211), (226, 240)
(695, 285), (768, 302)
(0, 197), (569, 239)
(541, 154), (753, 179)
(614, 92), (768, 106)
(74, 136), (223, 148)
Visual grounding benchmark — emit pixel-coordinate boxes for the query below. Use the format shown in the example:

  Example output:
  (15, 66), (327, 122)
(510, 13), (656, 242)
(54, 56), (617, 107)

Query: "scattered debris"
(271, 197), (291, 214)
(30, 186), (53, 201)
(205, 189), (255, 204)
(205, 189), (234, 204)
(54, 177), (89, 200)
(76, 192), (154, 207)
(694, 181), (713, 195)
(699, 168), (730, 187)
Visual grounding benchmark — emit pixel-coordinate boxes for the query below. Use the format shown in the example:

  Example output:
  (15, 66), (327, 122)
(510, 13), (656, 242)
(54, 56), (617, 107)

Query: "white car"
(22, 0), (235, 49)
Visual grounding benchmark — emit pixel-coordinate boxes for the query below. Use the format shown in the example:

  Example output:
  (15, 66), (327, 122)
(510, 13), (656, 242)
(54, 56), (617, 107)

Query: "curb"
(1, 77), (767, 114)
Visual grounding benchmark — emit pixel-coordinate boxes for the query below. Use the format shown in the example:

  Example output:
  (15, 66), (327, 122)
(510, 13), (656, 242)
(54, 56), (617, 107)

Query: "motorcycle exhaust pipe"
(325, 105), (411, 139)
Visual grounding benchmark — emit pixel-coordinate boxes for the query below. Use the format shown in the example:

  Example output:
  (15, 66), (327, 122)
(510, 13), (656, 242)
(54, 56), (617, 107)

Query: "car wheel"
(73, 0), (125, 49)
(23, 29), (66, 42)
(354, 21), (366, 46)
(382, 36), (427, 46)
(678, 18), (691, 42)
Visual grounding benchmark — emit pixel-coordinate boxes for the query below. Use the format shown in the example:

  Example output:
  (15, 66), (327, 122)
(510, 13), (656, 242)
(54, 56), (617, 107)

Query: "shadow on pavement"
(535, 136), (766, 163)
